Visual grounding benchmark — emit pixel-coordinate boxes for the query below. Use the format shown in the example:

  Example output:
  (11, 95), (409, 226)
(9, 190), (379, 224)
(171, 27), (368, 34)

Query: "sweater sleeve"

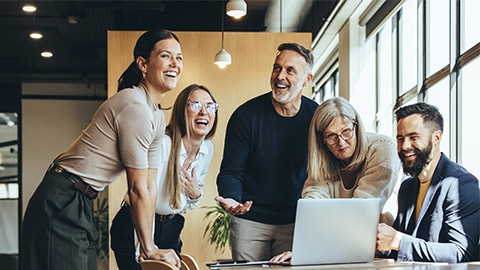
(353, 135), (401, 208)
(216, 107), (250, 203)
(302, 177), (333, 199)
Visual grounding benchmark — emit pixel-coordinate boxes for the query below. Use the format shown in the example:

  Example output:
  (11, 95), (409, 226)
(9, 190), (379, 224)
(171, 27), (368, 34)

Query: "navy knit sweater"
(217, 92), (318, 224)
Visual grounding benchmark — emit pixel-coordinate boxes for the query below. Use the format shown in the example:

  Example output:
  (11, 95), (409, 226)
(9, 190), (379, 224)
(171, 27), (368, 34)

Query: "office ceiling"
(0, 0), (337, 89)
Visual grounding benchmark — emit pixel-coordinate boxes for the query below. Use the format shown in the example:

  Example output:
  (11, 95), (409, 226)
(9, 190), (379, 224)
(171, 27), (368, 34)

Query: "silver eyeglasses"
(187, 101), (219, 113)
(323, 125), (356, 145)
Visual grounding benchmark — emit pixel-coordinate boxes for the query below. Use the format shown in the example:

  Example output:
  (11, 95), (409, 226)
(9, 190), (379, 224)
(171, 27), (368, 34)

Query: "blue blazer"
(392, 153), (479, 262)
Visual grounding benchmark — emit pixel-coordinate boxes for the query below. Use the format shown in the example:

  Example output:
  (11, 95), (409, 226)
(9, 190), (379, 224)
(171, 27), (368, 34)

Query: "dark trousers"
(110, 205), (184, 270)
(21, 170), (98, 270)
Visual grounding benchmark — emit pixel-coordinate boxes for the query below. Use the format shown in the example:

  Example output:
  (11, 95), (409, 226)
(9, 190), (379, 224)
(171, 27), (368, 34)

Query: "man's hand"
(140, 248), (181, 269)
(181, 167), (201, 199)
(376, 223), (402, 251)
(215, 196), (252, 215)
(270, 251), (292, 263)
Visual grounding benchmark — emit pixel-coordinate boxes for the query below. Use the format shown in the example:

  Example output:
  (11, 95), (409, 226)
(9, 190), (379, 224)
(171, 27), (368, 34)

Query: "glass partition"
(0, 112), (19, 270)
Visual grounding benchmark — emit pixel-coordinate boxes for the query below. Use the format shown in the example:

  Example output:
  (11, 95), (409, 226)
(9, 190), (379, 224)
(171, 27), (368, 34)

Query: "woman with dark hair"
(21, 29), (183, 270)
(111, 84), (218, 270)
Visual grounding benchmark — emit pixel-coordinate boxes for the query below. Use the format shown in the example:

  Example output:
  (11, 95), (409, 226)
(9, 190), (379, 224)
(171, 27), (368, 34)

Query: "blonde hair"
(166, 84), (218, 209)
(308, 97), (368, 182)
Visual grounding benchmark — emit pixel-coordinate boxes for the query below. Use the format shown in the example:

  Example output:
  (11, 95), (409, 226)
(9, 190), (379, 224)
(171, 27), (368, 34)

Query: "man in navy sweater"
(216, 43), (318, 261)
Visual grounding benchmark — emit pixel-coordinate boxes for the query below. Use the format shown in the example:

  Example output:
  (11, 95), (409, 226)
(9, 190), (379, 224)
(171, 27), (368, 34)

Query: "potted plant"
(93, 196), (109, 270)
(202, 202), (231, 253)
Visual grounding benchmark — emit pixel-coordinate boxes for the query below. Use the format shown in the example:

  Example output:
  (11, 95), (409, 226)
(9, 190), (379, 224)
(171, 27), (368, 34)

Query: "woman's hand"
(181, 167), (201, 199)
(140, 247), (181, 269)
(270, 251), (292, 263)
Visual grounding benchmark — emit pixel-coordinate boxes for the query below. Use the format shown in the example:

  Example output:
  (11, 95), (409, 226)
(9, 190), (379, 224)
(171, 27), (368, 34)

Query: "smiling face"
(270, 49), (312, 105)
(141, 38), (183, 94)
(186, 89), (216, 140)
(396, 114), (435, 176)
(324, 116), (357, 163)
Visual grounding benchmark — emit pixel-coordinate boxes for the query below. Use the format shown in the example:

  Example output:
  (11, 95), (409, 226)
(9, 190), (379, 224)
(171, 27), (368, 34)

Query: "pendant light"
(215, 1), (231, 69)
(226, 0), (247, 19)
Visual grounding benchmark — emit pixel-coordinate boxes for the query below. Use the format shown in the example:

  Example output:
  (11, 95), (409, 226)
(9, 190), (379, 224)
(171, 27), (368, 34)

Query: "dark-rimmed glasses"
(323, 125), (356, 145)
(187, 101), (219, 113)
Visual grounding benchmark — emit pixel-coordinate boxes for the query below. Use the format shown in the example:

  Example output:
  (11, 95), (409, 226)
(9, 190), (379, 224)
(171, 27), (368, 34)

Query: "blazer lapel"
(405, 178), (419, 233)
(413, 154), (447, 230)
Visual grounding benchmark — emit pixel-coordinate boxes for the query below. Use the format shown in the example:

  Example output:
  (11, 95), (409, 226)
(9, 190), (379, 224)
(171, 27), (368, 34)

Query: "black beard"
(399, 140), (433, 177)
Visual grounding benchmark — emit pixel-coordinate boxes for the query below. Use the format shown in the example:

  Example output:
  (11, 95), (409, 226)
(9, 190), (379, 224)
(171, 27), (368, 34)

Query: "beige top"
(302, 133), (401, 220)
(54, 83), (165, 191)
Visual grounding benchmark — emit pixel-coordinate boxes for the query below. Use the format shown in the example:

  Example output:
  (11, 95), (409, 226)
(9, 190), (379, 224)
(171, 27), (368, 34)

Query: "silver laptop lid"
(291, 198), (381, 265)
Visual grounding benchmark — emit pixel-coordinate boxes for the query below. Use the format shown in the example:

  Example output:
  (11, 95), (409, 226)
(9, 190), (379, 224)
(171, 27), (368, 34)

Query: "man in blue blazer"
(376, 102), (479, 262)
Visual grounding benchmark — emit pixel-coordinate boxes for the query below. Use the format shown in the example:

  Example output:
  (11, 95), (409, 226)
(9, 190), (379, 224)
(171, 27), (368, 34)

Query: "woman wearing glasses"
(302, 96), (400, 207)
(111, 84), (218, 270)
(271, 97), (400, 263)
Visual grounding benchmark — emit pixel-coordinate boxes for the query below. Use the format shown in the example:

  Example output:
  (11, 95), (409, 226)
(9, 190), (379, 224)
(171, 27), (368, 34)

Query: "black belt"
(155, 213), (176, 222)
(122, 202), (176, 222)
(50, 164), (98, 200)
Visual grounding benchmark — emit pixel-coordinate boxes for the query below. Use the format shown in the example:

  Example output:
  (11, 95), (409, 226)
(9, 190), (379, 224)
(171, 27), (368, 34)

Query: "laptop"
(207, 198), (381, 268)
(289, 198), (381, 265)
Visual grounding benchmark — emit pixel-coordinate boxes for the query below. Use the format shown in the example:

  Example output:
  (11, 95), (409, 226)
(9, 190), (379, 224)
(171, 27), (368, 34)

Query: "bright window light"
(0, 184), (7, 199)
(7, 183), (19, 199)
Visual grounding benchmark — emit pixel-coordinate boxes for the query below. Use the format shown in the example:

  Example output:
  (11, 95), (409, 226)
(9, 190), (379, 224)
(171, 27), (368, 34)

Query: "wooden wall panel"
(108, 31), (311, 270)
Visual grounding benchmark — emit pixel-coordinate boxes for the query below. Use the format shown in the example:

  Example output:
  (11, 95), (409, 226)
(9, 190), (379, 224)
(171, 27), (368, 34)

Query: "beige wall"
(107, 31), (311, 270)
(22, 98), (103, 215)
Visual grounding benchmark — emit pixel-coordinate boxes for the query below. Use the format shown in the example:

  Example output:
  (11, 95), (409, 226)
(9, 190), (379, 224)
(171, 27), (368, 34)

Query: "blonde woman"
(271, 97), (400, 263)
(111, 84), (218, 270)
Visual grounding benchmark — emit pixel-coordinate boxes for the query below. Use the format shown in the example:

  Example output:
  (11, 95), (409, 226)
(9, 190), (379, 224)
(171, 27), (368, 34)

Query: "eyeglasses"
(187, 101), (219, 113)
(323, 125), (356, 145)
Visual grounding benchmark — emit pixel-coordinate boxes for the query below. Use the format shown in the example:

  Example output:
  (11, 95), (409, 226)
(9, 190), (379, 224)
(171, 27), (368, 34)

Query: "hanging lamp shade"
(226, 0), (247, 19)
(214, 49), (232, 69)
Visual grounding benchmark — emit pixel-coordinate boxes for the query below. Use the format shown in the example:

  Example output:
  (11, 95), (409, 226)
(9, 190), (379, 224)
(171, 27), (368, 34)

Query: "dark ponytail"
(117, 29), (180, 91)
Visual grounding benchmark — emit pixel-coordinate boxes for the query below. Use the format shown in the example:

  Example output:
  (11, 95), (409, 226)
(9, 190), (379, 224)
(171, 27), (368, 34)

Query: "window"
(426, 0), (449, 76)
(371, 0), (479, 170)
(0, 183), (19, 199)
(400, 0), (418, 94)
(460, 58), (480, 178)
(425, 77), (450, 157)
(313, 69), (338, 104)
(377, 21), (394, 136)
(0, 112), (18, 199)
(462, 0), (480, 53)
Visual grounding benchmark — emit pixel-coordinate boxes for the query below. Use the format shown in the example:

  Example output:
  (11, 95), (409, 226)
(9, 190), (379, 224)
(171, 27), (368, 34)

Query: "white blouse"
(154, 134), (214, 214)
(124, 134), (214, 214)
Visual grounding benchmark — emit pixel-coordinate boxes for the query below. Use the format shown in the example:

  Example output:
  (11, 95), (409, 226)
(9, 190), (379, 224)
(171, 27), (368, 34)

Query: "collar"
(138, 83), (160, 112)
(180, 139), (210, 158)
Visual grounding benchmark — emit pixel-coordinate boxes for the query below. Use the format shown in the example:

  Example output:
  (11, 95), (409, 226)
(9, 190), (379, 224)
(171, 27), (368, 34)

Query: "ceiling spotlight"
(22, 5), (37, 13)
(41, 51), (53, 58)
(226, 0), (247, 19)
(30, 33), (43, 39)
